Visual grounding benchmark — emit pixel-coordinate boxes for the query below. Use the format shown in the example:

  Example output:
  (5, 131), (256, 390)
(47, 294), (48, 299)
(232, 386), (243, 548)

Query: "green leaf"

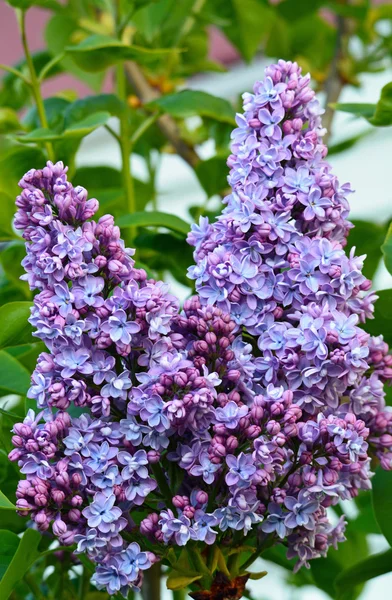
(382, 222), (392, 275)
(73, 166), (153, 214)
(0, 192), (18, 242)
(0, 242), (29, 296)
(5, 0), (59, 9)
(147, 90), (235, 124)
(0, 491), (16, 511)
(209, 0), (274, 63)
(15, 112), (111, 143)
(166, 571), (202, 591)
(135, 232), (194, 288)
(331, 103), (376, 118)
(7, 343), (45, 373)
(0, 146), (46, 198)
(335, 549), (392, 600)
(328, 130), (374, 156)
(333, 83), (392, 127)
(247, 570), (268, 580)
(0, 531), (19, 580)
(195, 156), (229, 197)
(66, 34), (175, 72)
(347, 220), (388, 280)
(0, 302), (34, 349)
(63, 94), (126, 128)
(277, 0), (324, 21)
(117, 211), (190, 236)
(362, 289), (392, 345)
(45, 15), (104, 92)
(0, 528), (41, 600)
(310, 523), (368, 600)
(372, 467), (392, 546)
(369, 82), (392, 127)
(0, 351), (31, 395)
(0, 109), (23, 135)
(0, 51), (61, 112)
(23, 97), (71, 132)
(230, 0), (274, 62)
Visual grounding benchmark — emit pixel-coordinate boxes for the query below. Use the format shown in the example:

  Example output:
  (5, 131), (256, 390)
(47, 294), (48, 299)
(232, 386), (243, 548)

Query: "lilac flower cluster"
(8, 60), (392, 598)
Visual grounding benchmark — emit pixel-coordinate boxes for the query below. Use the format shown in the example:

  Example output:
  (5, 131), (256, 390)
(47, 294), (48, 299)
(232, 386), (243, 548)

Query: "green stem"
(141, 561), (161, 600)
(79, 565), (90, 600)
(24, 573), (46, 600)
(0, 63), (31, 85)
(173, 590), (186, 600)
(17, 9), (55, 162)
(130, 112), (159, 147)
(186, 544), (211, 588)
(240, 536), (274, 573)
(116, 62), (135, 218)
(166, 0), (207, 75)
(151, 463), (174, 510)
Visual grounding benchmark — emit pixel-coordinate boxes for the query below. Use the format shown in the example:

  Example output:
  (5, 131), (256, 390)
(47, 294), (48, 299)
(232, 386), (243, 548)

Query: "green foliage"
(0, 351), (31, 396)
(67, 34), (175, 72)
(382, 222), (392, 275)
(195, 156), (229, 198)
(1, 1), (392, 599)
(0, 528), (41, 600)
(147, 90), (236, 124)
(372, 467), (392, 547)
(117, 211), (191, 236)
(0, 303), (34, 349)
(347, 219), (389, 280)
(334, 81), (392, 126)
(335, 549), (392, 600)
(363, 289), (392, 345)
(0, 491), (16, 511)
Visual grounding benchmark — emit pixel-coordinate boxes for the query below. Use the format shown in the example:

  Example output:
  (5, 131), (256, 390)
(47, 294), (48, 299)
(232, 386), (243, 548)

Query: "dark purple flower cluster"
(9, 60), (392, 597)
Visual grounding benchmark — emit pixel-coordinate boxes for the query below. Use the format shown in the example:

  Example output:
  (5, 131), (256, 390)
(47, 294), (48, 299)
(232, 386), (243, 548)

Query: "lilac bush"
(8, 60), (392, 599)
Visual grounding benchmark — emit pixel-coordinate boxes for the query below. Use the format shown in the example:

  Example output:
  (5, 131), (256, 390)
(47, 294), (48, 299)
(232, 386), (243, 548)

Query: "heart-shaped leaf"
(0, 492), (16, 512)
(335, 548), (392, 600)
(0, 351), (31, 395)
(0, 528), (41, 600)
(147, 90), (235, 124)
(117, 211), (191, 236)
(382, 222), (392, 276)
(15, 111), (110, 143)
(0, 302), (34, 349)
(66, 34), (175, 72)
(372, 467), (392, 546)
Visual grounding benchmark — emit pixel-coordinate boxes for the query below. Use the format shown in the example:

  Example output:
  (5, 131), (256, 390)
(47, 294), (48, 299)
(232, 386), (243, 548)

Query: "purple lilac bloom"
(9, 61), (392, 597)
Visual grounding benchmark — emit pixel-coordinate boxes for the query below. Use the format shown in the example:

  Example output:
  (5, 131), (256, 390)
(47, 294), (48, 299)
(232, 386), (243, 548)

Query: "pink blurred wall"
(0, 3), (238, 98)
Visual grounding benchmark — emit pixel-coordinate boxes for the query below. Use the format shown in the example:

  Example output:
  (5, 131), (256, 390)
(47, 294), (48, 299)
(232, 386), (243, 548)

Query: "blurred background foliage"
(0, 1), (392, 599)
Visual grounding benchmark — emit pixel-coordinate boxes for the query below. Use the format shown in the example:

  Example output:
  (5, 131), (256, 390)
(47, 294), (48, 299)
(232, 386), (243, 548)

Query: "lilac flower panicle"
(9, 59), (392, 597)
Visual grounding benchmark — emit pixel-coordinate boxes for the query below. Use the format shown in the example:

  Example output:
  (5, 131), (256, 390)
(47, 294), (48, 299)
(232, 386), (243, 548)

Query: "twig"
(141, 561), (161, 600)
(323, 14), (348, 144)
(0, 63), (31, 86)
(125, 62), (200, 168)
(16, 9), (55, 162)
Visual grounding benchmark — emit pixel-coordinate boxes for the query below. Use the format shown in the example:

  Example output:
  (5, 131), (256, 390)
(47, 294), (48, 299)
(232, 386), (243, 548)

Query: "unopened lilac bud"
(173, 495), (189, 509)
(226, 436), (239, 452)
(227, 369), (241, 382)
(68, 508), (81, 522)
(303, 471), (316, 486)
(183, 505), (195, 519)
(266, 421), (280, 435)
(53, 519), (67, 536)
(195, 490), (208, 505)
(147, 450), (160, 463)
(35, 494), (48, 507)
(246, 425), (261, 439)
